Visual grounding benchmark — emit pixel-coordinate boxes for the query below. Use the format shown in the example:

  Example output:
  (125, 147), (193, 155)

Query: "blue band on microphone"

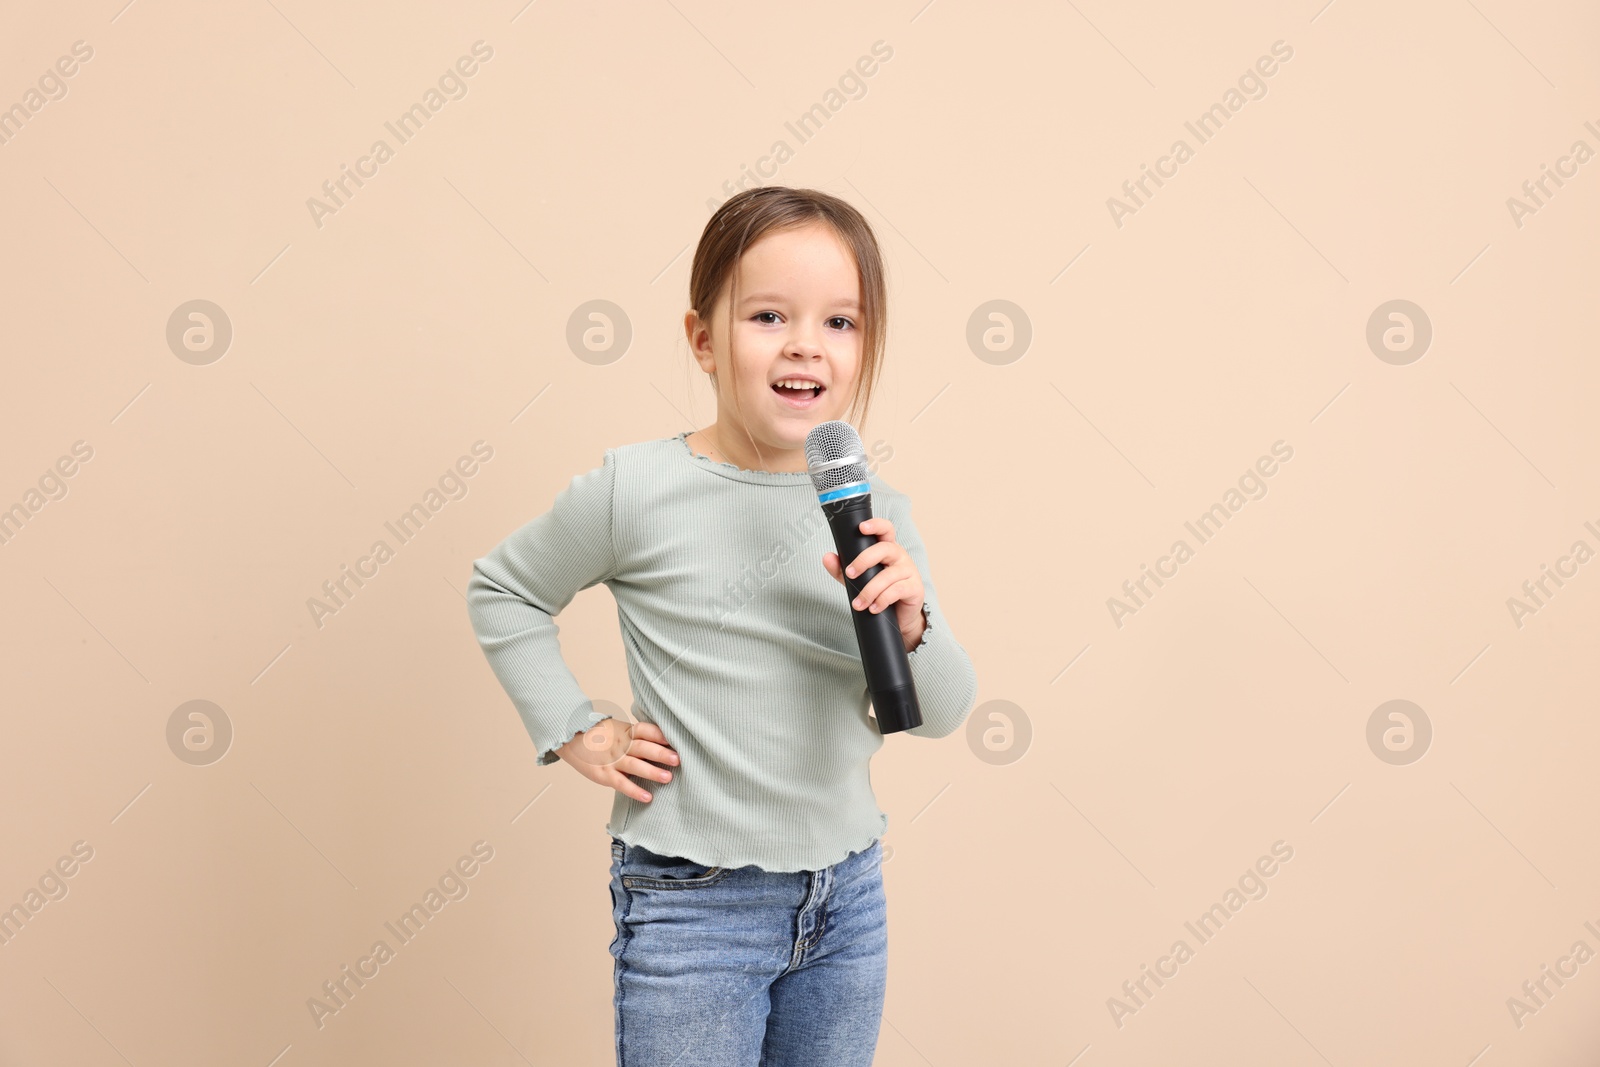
(818, 481), (870, 504)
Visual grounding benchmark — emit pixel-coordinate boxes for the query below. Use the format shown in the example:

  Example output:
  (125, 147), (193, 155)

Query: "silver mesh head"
(805, 420), (870, 494)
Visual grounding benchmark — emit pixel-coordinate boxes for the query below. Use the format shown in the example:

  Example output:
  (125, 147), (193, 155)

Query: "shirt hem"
(604, 813), (888, 874)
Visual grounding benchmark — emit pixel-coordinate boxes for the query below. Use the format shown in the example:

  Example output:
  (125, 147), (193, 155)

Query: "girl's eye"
(751, 311), (854, 329)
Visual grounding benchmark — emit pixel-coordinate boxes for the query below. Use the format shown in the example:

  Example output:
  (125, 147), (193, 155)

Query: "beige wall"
(2, 1), (1597, 1064)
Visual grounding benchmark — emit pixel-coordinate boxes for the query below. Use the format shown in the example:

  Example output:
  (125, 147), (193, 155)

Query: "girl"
(467, 185), (978, 1066)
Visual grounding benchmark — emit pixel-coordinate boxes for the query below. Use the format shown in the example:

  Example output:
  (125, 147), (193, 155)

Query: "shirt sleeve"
(466, 450), (620, 766)
(881, 490), (979, 739)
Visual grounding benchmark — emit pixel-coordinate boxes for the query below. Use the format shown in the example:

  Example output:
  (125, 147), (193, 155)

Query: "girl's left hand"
(822, 517), (927, 653)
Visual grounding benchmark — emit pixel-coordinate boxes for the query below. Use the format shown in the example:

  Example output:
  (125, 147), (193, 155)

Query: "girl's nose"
(785, 329), (824, 359)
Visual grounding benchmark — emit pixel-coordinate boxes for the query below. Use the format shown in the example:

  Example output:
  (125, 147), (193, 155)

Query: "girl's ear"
(684, 310), (715, 373)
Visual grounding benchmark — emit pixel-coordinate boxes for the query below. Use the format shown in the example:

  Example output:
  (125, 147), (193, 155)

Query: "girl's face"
(686, 221), (863, 462)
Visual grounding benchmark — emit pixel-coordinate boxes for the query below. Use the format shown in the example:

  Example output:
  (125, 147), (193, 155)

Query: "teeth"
(773, 380), (820, 390)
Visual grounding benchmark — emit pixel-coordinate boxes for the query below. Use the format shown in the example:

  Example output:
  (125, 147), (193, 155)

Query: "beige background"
(2, 0), (1597, 1063)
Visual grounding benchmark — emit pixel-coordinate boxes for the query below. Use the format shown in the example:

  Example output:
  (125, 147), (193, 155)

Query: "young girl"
(467, 185), (978, 1066)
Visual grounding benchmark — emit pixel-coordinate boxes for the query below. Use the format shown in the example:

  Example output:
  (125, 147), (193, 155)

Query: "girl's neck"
(687, 424), (809, 474)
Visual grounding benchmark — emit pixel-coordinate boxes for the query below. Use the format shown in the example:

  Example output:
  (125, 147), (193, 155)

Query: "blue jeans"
(607, 835), (888, 1066)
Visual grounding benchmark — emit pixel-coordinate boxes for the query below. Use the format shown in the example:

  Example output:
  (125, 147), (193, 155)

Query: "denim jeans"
(607, 835), (888, 1066)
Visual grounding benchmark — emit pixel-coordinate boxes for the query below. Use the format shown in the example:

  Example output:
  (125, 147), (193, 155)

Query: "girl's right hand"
(555, 718), (679, 803)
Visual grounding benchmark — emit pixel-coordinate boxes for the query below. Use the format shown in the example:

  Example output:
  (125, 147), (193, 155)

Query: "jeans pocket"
(619, 842), (729, 890)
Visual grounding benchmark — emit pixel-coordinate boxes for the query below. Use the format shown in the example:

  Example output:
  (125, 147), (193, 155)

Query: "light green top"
(466, 430), (979, 873)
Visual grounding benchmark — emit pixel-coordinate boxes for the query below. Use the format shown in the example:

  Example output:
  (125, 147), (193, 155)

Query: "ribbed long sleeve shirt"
(466, 430), (979, 873)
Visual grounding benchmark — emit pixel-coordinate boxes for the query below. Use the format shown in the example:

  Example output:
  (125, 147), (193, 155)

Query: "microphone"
(805, 420), (923, 734)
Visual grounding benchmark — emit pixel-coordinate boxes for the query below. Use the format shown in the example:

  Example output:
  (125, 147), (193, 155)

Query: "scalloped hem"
(904, 602), (935, 658)
(605, 815), (888, 874)
(670, 430), (815, 485)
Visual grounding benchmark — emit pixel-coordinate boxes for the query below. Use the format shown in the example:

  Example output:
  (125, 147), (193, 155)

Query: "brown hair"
(688, 186), (888, 431)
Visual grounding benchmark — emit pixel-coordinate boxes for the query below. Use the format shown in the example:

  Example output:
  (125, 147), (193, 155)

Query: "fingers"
(628, 724), (678, 765)
(840, 518), (900, 582)
(628, 738), (680, 767)
(856, 517), (895, 541)
(611, 768), (655, 803)
(853, 572), (912, 613)
(627, 726), (678, 758)
(847, 546), (910, 610)
(842, 542), (894, 582)
(830, 529), (915, 611)
(630, 721), (664, 742)
(825, 519), (898, 583)
(622, 753), (673, 784)
(822, 551), (843, 584)
(614, 754), (673, 802)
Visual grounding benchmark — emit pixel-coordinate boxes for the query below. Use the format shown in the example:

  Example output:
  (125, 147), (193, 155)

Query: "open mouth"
(771, 382), (825, 407)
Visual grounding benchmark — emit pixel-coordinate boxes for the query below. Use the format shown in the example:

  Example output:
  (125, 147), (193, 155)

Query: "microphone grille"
(804, 420), (870, 493)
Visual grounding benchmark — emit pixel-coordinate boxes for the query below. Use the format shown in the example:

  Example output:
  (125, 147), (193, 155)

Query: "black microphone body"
(822, 494), (923, 733)
(806, 420), (923, 735)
